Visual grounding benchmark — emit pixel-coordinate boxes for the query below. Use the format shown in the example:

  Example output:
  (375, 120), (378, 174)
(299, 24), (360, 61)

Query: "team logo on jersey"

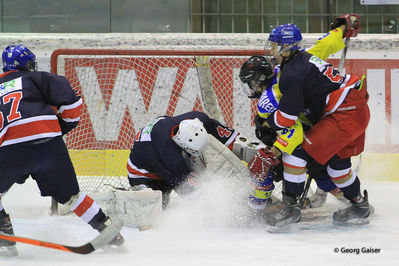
(257, 87), (279, 115)
(137, 117), (165, 142)
(276, 137), (288, 147)
(0, 77), (22, 97)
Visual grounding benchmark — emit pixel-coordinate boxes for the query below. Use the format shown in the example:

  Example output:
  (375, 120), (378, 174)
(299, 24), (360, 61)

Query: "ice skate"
(333, 190), (373, 226)
(0, 210), (18, 256)
(246, 197), (273, 225)
(265, 194), (301, 227)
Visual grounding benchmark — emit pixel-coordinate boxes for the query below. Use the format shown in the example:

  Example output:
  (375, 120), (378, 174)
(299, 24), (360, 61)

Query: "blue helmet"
(268, 25), (284, 42)
(268, 23), (302, 51)
(2, 45), (37, 72)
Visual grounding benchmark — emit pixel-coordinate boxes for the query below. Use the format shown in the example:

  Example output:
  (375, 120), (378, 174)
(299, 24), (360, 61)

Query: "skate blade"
(333, 205), (375, 227)
(266, 224), (295, 233)
(0, 245), (18, 256)
(333, 217), (370, 227)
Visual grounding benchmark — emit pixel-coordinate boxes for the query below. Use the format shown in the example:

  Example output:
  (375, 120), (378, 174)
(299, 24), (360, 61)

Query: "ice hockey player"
(127, 111), (239, 208)
(240, 56), (345, 212)
(0, 45), (123, 256)
(239, 15), (360, 212)
(257, 22), (372, 227)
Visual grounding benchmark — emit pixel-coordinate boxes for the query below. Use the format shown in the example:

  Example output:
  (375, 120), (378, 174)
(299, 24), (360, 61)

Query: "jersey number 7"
(0, 91), (23, 130)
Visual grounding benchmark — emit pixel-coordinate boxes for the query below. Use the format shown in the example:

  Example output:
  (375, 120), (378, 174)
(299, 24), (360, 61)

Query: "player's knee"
(282, 153), (307, 179)
(327, 161), (355, 188)
(62, 192), (82, 209)
(328, 156), (351, 169)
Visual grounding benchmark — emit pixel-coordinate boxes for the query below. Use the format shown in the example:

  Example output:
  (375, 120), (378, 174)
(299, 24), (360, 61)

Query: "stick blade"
(0, 217), (123, 255)
(90, 217), (124, 251)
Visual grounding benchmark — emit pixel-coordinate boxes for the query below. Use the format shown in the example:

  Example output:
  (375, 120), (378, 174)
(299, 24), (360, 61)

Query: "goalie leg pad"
(115, 190), (162, 229)
(248, 174), (275, 210)
(246, 147), (279, 210)
(204, 134), (250, 183)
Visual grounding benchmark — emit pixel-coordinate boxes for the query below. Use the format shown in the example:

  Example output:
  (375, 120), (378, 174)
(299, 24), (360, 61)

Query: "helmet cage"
(239, 56), (275, 98)
(172, 118), (209, 157)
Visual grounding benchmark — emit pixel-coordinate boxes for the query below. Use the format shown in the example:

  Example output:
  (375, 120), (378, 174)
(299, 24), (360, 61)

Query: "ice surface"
(1, 177), (398, 266)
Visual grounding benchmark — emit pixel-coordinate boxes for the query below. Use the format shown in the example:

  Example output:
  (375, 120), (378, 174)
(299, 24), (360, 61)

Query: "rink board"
(68, 150), (399, 182)
(69, 149), (129, 176)
(357, 153), (399, 182)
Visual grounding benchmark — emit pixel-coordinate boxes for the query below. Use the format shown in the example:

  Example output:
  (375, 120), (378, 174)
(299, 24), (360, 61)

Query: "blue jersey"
(0, 70), (82, 147)
(265, 51), (346, 130)
(0, 70), (82, 201)
(257, 66), (281, 119)
(258, 27), (346, 123)
(127, 111), (238, 191)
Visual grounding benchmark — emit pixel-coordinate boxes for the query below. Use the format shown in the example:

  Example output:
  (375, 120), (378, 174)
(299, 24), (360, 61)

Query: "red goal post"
(50, 49), (264, 194)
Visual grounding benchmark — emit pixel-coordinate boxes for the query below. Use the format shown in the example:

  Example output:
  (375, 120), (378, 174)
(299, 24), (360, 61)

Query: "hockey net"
(50, 49), (264, 197)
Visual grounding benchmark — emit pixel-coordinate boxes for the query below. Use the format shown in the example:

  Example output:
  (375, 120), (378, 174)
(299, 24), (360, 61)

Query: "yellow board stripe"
(69, 150), (130, 176)
(357, 153), (399, 182)
(68, 151), (399, 182)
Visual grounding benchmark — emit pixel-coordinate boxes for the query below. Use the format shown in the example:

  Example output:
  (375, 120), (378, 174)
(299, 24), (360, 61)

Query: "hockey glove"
(248, 146), (280, 183)
(331, 13), (360, 38)
(254, 115), (277, 146)
(269, 160), (284, 182)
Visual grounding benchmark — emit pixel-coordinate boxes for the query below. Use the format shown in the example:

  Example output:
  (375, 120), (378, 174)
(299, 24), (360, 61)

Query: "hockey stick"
(338, 37), (362, 174)
(338, 37), (350, 72)
(298, 176), (313, 209)
(0, 217), (123, 255)
(195, 56), (223, 121)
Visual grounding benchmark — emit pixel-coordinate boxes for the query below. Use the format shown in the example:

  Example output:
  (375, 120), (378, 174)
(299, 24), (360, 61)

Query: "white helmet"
(172, 118), (208, 156)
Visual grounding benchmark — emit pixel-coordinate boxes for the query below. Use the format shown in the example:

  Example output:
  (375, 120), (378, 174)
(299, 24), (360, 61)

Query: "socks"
(69, 192), (107, 230)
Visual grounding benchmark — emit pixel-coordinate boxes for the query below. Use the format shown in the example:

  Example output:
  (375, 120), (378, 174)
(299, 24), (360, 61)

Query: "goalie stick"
(338, 37), (362, 174)
(0, 217), (123, 255)
(338, 37), (350, 73)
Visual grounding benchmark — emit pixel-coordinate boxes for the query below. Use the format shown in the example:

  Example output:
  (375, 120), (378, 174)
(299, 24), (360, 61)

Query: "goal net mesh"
(51, 49), (262, 194)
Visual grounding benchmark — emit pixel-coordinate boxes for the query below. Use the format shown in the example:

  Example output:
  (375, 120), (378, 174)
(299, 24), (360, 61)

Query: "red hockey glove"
(331, 13), (360, 38)
(247, 147), (280, 182)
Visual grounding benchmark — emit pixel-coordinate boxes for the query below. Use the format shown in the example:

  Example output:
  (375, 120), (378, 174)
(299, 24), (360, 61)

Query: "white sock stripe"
(327, 165), (351, 178)
(70, 192), (87, 212)
(282, 153), (307, 168)
(80, 203), (100, 223)
(284, 172), (307, 183)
